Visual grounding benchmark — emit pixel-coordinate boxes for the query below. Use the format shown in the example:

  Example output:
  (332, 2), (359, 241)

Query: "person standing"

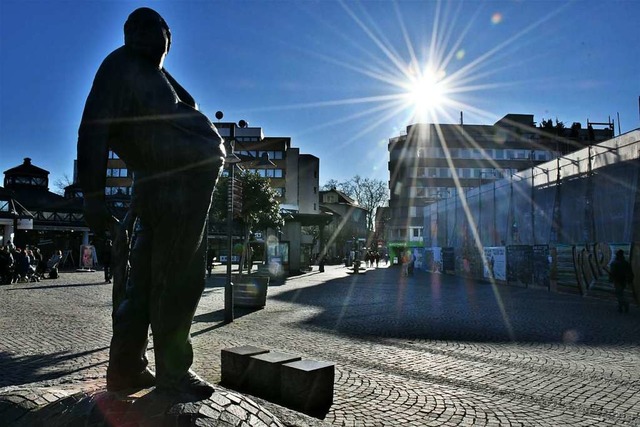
(608, 249), (634, 313)
(103, 240), (113, 283)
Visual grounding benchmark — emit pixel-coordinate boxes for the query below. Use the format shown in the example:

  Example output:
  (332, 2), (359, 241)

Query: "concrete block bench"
(280, 360), (335, 417)
(221, 345), (269, 390)
(221, 346), (335, 418)
(245, 351), (301, 401)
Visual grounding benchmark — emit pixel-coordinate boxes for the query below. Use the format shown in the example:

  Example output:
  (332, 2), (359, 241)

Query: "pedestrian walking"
(0, 246), (13, 285)
(608, 249), (634, 313)
(401, 251), (409, 276)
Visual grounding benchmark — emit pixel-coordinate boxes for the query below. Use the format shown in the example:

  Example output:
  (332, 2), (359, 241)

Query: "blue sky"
(1, 0), (638, 192)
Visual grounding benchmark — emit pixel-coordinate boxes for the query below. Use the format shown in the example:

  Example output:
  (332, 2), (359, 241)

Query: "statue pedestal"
(0, 385), (287, 427)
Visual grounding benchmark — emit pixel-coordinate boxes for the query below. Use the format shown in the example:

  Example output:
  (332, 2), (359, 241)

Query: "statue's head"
(124, 7), (171, 66)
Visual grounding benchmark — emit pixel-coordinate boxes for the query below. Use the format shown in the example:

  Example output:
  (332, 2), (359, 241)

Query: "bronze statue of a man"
(77, 7), (225, 398)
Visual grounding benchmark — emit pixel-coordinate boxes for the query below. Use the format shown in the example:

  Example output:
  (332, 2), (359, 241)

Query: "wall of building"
(423, 129), (640, 302)
(388, 115), (613, 242)
(284, 147), (300, 211)
(298, 155), (319, 214)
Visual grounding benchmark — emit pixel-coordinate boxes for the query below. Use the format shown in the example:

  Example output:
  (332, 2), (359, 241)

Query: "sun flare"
(402, 67), (449, 121)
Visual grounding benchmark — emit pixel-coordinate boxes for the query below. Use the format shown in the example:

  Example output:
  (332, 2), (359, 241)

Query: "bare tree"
(53, 174), (74, 195)
(323, 175), (389, 232)
(321, 179), (341, 191)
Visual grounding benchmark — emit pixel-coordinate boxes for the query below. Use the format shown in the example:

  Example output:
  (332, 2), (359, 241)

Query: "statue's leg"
(149, 207), (208, 390)
(107, 218), (154, 390)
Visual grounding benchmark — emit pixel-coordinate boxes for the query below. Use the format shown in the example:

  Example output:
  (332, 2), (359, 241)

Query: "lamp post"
(216, 112), (275, 323)
(217, 111), (242, 324)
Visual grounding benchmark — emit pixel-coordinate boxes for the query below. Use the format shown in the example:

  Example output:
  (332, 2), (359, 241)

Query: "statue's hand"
(83, 198), (119, 237)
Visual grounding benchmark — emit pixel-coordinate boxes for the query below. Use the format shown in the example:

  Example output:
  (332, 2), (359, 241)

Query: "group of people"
(0, 243), (63, 284)
(363, 251), (384, 268)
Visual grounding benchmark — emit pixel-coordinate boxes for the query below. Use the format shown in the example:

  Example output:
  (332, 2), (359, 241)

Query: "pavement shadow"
(272, 267), (640, 345)
(0, 347), (108, 387)
(7, 282), (110, 291)
(192, 308), (256, 338)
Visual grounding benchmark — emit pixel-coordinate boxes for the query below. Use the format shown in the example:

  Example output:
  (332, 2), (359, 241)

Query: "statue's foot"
(156, 370), (214, 400)
(107, 368), (156, 392)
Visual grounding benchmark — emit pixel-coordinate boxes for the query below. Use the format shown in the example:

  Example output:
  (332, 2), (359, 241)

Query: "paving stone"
(1, 268), (639, 426)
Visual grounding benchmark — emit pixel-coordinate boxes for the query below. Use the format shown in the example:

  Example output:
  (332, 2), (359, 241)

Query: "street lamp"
(215, 111), (275, 324)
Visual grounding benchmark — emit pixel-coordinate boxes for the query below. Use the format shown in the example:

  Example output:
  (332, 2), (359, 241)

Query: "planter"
(232, 274), (269, 308)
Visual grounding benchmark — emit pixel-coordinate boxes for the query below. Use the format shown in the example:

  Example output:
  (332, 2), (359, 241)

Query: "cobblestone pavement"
(1, 265), (639, 426)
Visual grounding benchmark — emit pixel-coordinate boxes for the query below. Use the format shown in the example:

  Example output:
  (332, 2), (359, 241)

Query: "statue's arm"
(136, 67), (226, 160)
(162, 69), (197, 108)
(77, 65), (118, 235)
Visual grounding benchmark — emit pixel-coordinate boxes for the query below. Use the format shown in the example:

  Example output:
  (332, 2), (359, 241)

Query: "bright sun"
(402, 67), (449, 121)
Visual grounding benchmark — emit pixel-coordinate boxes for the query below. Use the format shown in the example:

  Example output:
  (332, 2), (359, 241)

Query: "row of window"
(417, 167), (518, 179)
(236, 150), (284, 160)
(248, 168), (284, 178)
(409, 186), (461, 198)
(103, 184), (286, 198)
(35, 211), (84, 222)
(105, 186), (132, 196)
(413, 148), (552, 161)
(106, 168), (129, 178)
(4, 176), (47, 187)
(110, 148), (285, 161)
(391, 228), (423, 238)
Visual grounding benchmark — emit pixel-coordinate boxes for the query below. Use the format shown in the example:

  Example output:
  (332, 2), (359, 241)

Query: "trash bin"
(233, 274), (269, 308)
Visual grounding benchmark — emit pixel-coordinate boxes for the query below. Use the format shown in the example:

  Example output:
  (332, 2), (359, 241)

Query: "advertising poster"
(442, 247), (455, 273)
(532, 245), (550, 289)
(79, 245), (97, 270)
(506, 245), (533, 286)
(483, 247), (506, 281)
(555, 245), (579, 294)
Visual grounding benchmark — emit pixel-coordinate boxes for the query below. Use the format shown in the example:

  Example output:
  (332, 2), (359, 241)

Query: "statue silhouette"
(77, 7), (225, 399)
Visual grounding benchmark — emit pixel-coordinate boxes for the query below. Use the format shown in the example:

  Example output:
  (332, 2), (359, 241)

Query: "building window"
(514, 149), (527, 159)
(105, 186), (131, 196)
(413, 228), (422, 238)
(106, 168), (128, 178)
(250, 168), (284, 178)
(0, 201), (8, 212)
(108, 150), (120, 159)
(313, 203), (316, 210)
